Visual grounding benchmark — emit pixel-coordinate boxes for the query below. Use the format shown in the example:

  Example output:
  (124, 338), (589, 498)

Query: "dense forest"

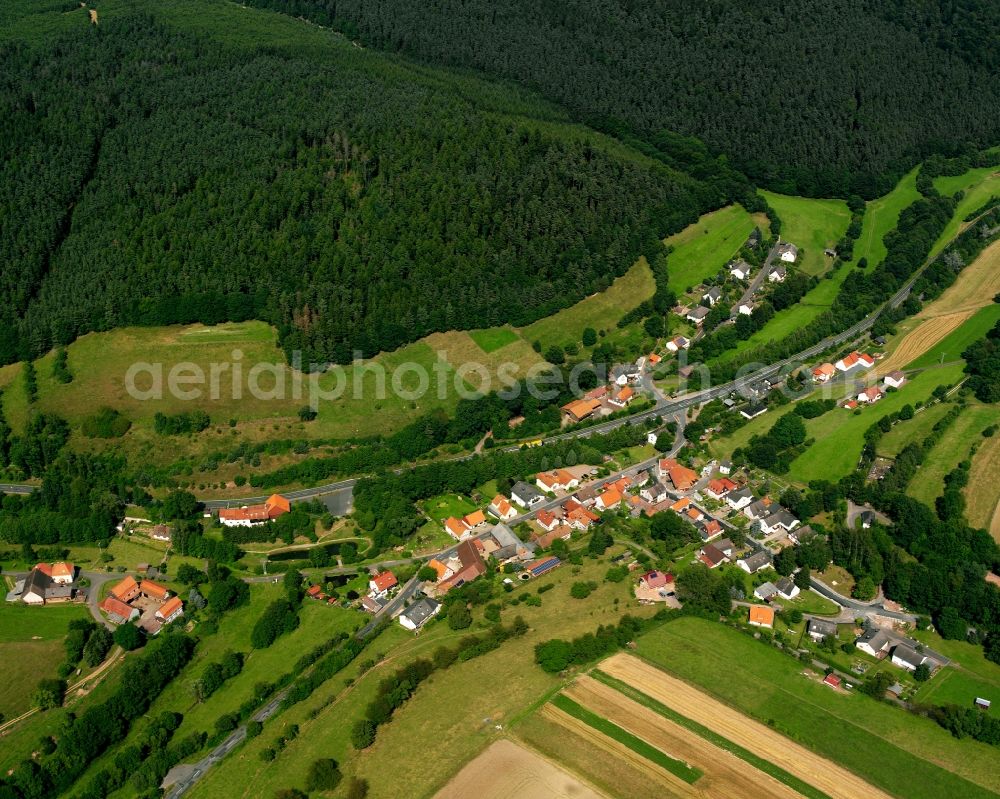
(247, 0), (1000, 198)
(1, 3), (738, 366)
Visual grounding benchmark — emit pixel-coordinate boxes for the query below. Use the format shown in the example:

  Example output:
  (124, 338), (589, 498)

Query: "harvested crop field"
(967, 432), (1000, 542)
(919, 239), (1000, 319)
(433, 739), (607, 799)
(599, 653), (895, 799)
(559, 676), (802, 799)
(877, 311), (973, 375)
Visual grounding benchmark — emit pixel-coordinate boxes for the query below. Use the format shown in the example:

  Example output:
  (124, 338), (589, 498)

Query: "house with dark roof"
(775, 576), (799, 600)
(855, 627), (891, 658)
(807, 618), (838, 641)
(754, 581), (779, 601)
(702, 286), (722, 306)
(737, 550), (773, 574)
(686, 306), (711, 325)
(399, 597), (441, 631)
(698, 543), (727, 569)
(511, 481), (545, 509)
(891, 644), (929, 672)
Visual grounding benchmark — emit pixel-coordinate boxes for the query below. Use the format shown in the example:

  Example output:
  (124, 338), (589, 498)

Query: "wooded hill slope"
(1, 0), (738, 366)
(250, 0), (1000, 198)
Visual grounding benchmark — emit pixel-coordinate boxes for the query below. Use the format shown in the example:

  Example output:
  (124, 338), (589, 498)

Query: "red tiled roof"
(110, 575), (139, 600)
(158, 596), (183, 619)
(100, 596), (135, 620)
(371, 571), (397, 592)
(141, 580), (169, 600)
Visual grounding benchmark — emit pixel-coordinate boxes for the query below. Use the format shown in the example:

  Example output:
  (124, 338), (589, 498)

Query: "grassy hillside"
(856, 168), (921, 268)
(759, 191), (851, 276)
(663, 205), (760, 293)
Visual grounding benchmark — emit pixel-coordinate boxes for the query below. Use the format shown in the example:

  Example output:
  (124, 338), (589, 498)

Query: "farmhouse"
(835, 351), (874, 372)
(444, 516), (471, 540)
(155, 596), (184, 625)
(219, 494), (291, 527)
(776, 243), (798, 263)
(369, 571), (398, 599)
(140, 580), (170, 601)
(532, 524), (572, 549)
(511, 481), (545, 508)
(100, 596), (140, 625)
(666, 463), (698, 491)
(737, 550), (773, 574)
(748, 605), (775, 628)
(21, 568), (74, 605)
(109, 575), (141, 603)
(488, 495), (517, 521)
(399, 597), (441, 631)
(561, 397), (602, 422)
(883, 371), (906, 389)
(811, 363), (835, 383)
(686, 306), (711, 325)
(486, 523), (533, 562)
(609, 386), (634, 407)
(437, 540), (488, 593)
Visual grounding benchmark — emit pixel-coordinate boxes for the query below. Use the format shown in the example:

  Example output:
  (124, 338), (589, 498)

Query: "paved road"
(8, 568), (118, 629)
(809, 576), (917, 623)
(731, 240), (780, 314)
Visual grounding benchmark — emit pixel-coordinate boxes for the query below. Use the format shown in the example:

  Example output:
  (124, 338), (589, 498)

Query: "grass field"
(663, 204), (758, 293)
(467, 327), (520, 354)
(549, 693), (702, 783)
(857, 168), (921, 268)
(635, 617), (1000, 798)
(188, 550), (655, 799)
(966, 430), (1000, 540)
(784, 590), (840, 616)
(911, 628), (1000, 711)
(0, 602), (91, 720)
(876, 402), (952, 457)
(907, 403), (997, 508)
(787, 362), (966, 484)
(518, 257), (656, 349)
(759, 191), (851, 276)
(931, 163), (1000, 257)
(420, 493), (478, 523)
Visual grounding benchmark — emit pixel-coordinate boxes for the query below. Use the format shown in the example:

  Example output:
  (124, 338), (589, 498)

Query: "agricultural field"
(758, 191), (851, 276)
(0, 602), (91, 721)
(662, 204), (759, 293)
(906, 402), (998, 508)
(186, 550), (655, 799)
(433, 739), (605, 799)
(635, 617), (1000, 798)
(966, 431), (1000, 540)
(856, 168), (921, 268)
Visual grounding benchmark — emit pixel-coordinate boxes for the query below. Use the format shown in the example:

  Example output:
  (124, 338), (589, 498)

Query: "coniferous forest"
(1, 2), (744, 366)
(248, 0), (1000, 199)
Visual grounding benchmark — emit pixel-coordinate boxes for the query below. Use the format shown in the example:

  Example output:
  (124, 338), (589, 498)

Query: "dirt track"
(562, 676), (803, 799)
(600, 653), (895, 799)
(433, 739), (607, 799)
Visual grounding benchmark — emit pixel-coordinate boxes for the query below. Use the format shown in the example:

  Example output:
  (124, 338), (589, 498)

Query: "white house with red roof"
(857, 385), (883, 404)
(219, 494), (291, 527)
(369, 571), (398, 599)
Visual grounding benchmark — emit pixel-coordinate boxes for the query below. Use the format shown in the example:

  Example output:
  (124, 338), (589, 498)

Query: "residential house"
(609, 385), (634, 408)
(686, 306), (711, 325)
(748, 605), (775, 628)
(744, 497), (774, 521)
(561, 398), (602, 422)
(746, 228), (762, 249)
(399, 597), (441, 631)
(426, 559), (453, 582)
(855, 627), (891, 658)
(857, 386), (883, 404)
(462, 510), (487, 530)
(536, 471), (562, 492)
(891, 644), (929, 673)
(737, 550), (773, 574)
(775, 576), (800, 600)
(536, 509), (561, 532)
(740, 402), (767, 419)
(788, 524), (818, 546)
(633, 470), (652, 488)
(726, 488), (754, 510)
(702, 287), (722, 307)
(444, 516), (471, 540)
(860, 510), (876, 529)
(685, 506), (705, 524)
(714, 537), (735, 557)
(698, 543), (727, 569)
(155, 596), (184, 625)
(49, 562), (75, 585)
(437, 540), (487, 593)
(488, 495), (517, 521)
(219, 494), (291, 527)
(729, 260), (751, 280)
(666, 336), (690, 352)
(699, 519), (723, 541)
(639, 571), (674, 593)
(807, 618), (838, 641)
(361, 595), (385, 614)
(566, 506), (599, 531)
(666, 464), (698, 491)
(705, 478), (737, 500)
(719, 460), (732, 475)
(100, 596), (140, 625)
(611, 364), (640, 385)
(777, 243), (798, 263)
(658, 457), (678, 480)
(595, 488), (622, 511)
(754, 582), (779, 601)
(648, 353), (662, 366)
(842, 399), (859, 410)
(768, 264), (787, 282)
(883, 370), (906, 389)
(109, 575), (141, 603)
(758, 509), (800, 535)
(369, 571), (398, 599)
(150, 524), (173, 542)
(511, 481), (545, 508)
(532, 525), (572, 549)
(737, 301), (755, 316)
(835, 351), (874, 372)
(641, 482), (669, 504)
(306, 584), (323, 600)
(670, 497), (691, 514)
(812, 363), (836, 383)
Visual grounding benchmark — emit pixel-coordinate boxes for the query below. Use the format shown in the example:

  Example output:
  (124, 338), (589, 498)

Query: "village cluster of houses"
(8, 562), (80, 605)
(100, 574), (184, 635)
(811, 350), (907, 409)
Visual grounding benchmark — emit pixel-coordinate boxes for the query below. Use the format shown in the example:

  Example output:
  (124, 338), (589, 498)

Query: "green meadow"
(663, 204), (759, 292)
(856, 168), (921, 268)
(759, 191), (851, 276)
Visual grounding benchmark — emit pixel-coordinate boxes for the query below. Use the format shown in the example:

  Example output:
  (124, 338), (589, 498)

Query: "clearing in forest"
(758, 191), (851, 276)
(662, 204), (759, 293)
